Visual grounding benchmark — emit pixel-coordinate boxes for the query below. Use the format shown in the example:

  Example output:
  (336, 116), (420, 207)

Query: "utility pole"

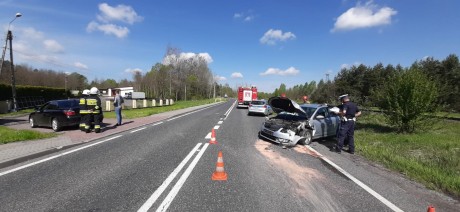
(8, 30), (18, 111)
(1, 13), (22, 112)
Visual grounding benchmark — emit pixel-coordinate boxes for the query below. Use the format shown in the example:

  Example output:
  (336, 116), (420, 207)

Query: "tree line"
(0, 47), (234, 101)
(276, 54), (459, 113)
(272, 54), (458, 132)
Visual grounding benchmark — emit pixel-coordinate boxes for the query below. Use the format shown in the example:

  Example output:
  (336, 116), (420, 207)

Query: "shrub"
(376, 68), (438, 133)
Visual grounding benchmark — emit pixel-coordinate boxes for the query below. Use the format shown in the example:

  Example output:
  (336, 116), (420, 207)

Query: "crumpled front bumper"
(259, 125), (302, 147)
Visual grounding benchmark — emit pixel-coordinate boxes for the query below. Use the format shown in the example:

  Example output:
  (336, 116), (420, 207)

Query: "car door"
(321, 108), (336, 136)
(311, 108), (327, 138)
(33, 103), (49, 126)
(328, 110), (340, 136)
(42, 101), (59, 126)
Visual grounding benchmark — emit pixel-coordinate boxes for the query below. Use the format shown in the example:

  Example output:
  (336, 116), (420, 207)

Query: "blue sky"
(0, 0), (459, 92)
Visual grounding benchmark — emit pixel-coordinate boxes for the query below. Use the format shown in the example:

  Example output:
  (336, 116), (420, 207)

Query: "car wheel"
(301, 130), (313, 145)
(51, 118), (61, 132)
(29, 117), (36, 128)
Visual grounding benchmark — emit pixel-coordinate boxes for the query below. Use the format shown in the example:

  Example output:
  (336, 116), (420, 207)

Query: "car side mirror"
(316, 115), (325, 119)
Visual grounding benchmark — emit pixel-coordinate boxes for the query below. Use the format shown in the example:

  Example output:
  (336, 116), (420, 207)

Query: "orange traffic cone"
(427, 205), (435, 212)
(209, 128), (218, 144)
(212, 151), (228, 181)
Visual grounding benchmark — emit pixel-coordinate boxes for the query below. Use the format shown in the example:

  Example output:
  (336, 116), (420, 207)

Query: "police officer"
(79, 89), (90, 131)
(334, 94), (361, 154)
(85, 87), (103, 133)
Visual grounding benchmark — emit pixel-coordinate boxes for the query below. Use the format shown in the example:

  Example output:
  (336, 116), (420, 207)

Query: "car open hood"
(268, 97), (306, 115)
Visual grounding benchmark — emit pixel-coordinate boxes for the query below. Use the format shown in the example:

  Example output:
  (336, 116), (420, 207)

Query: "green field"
(356, 113), (460, 197)
(0, 109), (34, 118)
(103, 99), (223, 119)
(0, 126), (56, 144)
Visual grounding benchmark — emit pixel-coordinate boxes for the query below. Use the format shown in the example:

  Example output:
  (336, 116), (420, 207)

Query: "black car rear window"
(57, 100), (79, 109)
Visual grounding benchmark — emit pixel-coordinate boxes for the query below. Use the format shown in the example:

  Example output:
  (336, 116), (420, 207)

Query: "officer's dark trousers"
(93, 113), (102, 133)
(85, 113), (101, 132)
(337, 120), (355, 152)
(81, 114), (90, 131)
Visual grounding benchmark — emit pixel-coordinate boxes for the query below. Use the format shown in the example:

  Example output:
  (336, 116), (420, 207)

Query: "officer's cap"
(338, 94), (348, 101)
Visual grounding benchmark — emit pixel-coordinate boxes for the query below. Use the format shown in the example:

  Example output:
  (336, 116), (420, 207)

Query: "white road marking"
(213, 125), (220, 130)
(205, 132), (211, 139)
(304, 145), (404, 212)
(0, 135), (123, 177)
(137, 143), (202, 212)
(156, 143), (210, 212)
(223, 101), (236, 120)
(152, 122), (163, 126)
(217, 121), (223, 124)
(166, 107), (209, 121)
(130, 127), (146, 133)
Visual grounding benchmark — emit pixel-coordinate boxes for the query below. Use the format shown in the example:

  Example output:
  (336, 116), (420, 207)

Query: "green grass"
(103, 99), (224, 119)
(0, 126), (57, 144)
(356, 113), (460, 197)
(0, 109), (34, 118)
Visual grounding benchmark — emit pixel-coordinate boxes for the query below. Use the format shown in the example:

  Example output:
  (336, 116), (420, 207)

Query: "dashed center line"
(217, 121), (223, 124)
(130, 127), (146, 133)
(205, 132), (211, 139)
(213, 125), (220, 129)
(152, 122), (163, 126)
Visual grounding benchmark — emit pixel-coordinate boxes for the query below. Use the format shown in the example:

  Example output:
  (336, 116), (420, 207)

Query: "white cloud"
(260, 67), (300, 76)
(231, 72), (243, 78)
(20, 27), (44, 40)
(86, 21), (129, 38)
(125, 68), (143, 74)
(234, 11), (255, 22)
(97, 3), (143, 24)
(87, 3), (141, 38)
(43, 39), (64, 53)
(214, 75), (226, 81)
(260, 29), (296, 45)
(74, 62), (88, 70)
(197, 53), (213, 64)
(332, 1), (397, 32)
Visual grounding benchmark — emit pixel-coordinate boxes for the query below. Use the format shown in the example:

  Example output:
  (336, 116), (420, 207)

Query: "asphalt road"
(0, 100), (458, 211)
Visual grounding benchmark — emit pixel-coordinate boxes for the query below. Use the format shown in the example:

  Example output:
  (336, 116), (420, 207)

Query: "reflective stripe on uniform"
(86, 99), (97, 106)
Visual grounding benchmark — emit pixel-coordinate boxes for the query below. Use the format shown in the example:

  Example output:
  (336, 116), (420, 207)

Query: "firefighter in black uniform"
(85, 87), (103, 133)
(79, 89), (90, 131)
(334, 94), (361, 154)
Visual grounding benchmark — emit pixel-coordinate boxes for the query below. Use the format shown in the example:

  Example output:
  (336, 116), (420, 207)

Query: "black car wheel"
(29, 117), (36, 128)
(52, 118), (61, 132)
(301, 130), (313, 145)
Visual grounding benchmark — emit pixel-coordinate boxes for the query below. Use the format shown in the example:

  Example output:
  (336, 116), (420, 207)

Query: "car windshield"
(57, 100), (79, 109)
(251, 101), (265, 105)
(300, 106), (317, 118)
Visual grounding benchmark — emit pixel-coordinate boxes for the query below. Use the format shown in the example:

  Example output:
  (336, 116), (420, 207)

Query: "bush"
(0, 84), (69, 101)
(376, 68), (439, 133)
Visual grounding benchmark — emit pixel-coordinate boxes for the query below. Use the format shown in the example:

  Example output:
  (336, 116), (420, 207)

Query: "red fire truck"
(237, 86), (257, 108)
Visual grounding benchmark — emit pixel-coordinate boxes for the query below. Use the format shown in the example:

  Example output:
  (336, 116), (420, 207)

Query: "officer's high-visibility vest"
(86, 95), (101, 114)
(79, 95), (90, 114)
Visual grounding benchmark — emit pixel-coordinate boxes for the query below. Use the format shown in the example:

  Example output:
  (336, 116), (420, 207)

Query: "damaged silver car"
(259, 97), (340, 147)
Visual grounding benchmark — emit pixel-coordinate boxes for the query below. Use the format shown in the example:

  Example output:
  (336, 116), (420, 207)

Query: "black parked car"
(29, 99), (81, 132)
